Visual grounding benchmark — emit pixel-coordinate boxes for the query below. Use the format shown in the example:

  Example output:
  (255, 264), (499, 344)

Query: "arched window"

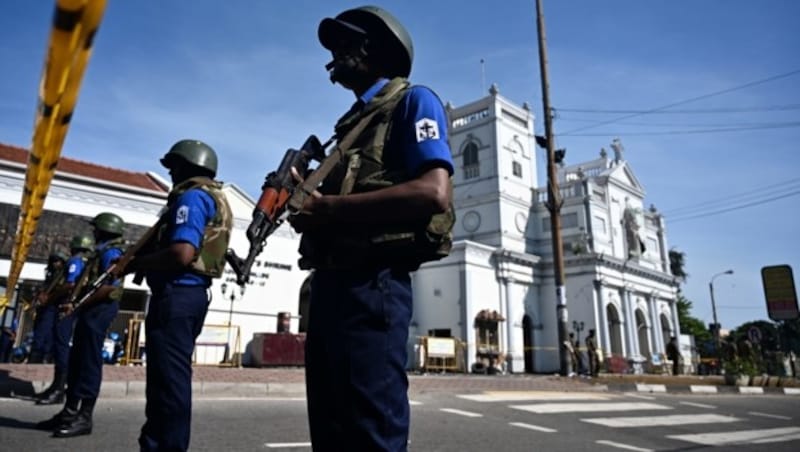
(463, 142), (479, 179)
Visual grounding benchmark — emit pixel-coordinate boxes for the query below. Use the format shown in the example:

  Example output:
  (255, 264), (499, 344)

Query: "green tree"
(669, 248), (713, 356)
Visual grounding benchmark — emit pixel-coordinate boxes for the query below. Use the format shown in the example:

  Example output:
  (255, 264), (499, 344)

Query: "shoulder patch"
(176, 205), (189, 224)
(415, 118), (440, 142)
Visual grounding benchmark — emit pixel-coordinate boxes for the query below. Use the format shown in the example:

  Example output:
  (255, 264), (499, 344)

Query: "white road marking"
(409, 400), (423, 406)
(264, 442), (311, 448)
(511, 402), (670, 414)
(583, 413), (740, 428)
(749, 411), (791, 420)
(509, 422), (557, 433)
(595, 439), (653, 452)
(669, 427), (800, 446)
(440, 408), (483, 417)
(457, 391), (610, 402)
(679, 401), (716, 409)
(623, 393), (655, 400)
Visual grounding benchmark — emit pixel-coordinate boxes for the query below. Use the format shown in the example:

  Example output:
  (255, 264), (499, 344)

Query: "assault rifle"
(66, 219), (163, 314)
(226, 135), (331, 285)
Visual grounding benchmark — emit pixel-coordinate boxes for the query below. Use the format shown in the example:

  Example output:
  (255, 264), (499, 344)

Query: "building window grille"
(463, 141), (480, 179)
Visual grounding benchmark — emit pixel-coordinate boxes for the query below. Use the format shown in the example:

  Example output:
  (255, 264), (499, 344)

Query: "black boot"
(53, 400), (93, 438)
(36, 370), (67, 405)
(35, 407), (77, 431)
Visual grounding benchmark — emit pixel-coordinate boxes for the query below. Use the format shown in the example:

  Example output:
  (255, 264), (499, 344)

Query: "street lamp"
(709, 269), (734, 371)
(220, 282), (246, 363)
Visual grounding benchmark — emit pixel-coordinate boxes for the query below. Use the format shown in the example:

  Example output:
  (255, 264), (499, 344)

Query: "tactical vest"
(42, 265), (66, 297)
(85, 238), (126, 302)
(299, 77), (455, 270)
(159, 176), (233, 278)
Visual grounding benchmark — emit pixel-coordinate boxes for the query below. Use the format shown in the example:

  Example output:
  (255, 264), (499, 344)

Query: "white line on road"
(679, 401), (716, 409)
(440, 408), (483, 417)
(596, 439), (653, 452)
(509, 422), (557, 433)
(457, 391), (610, 402)
(583, 413), (740, 428)
(409, 400), (423, 406)
(264, 442), (311, 448)
(623, 393), (655, 400)
(748, 411), (792, 420)
(511, 402), (670, 414)
(668, 427), (800, 446)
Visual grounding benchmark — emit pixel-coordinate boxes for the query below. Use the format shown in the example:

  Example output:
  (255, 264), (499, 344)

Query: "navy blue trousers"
(306, 267), (412, 452)
(54, 310), (77, 373)
(139, 285), (209, 452)
(66, 300), (118, 400)
(31, 304), (57, 360)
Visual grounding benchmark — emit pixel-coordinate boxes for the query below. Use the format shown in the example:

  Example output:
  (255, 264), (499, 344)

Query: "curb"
(1, 380), (307, 399)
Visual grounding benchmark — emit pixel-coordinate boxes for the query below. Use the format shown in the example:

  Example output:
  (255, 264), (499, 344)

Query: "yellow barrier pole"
(5, 0), (107, 303)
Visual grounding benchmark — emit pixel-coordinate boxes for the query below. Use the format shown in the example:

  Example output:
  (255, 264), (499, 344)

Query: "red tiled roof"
(0, 143), (168, 193)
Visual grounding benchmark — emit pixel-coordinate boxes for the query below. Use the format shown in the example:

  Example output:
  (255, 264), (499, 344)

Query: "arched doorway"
(522, 315), (534, 373)
(297, 272), (313, 333)
(636, 309), (650, 358)
(606, 304), (623, 356)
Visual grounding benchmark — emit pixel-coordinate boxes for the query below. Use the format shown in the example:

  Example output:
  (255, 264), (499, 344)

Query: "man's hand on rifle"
(59, 302), (75, 318)
(287, 167), (330, 233)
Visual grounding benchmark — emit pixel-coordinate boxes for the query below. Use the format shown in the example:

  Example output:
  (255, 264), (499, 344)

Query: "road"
(1, 391), (798, 451)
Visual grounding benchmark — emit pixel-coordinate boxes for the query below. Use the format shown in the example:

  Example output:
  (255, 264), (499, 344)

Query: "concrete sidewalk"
(2, 363), (798, 398)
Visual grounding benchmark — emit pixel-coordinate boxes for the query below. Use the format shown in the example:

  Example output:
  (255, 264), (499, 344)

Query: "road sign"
(747, 326), (762, 344)
(761, 265), (799, 321)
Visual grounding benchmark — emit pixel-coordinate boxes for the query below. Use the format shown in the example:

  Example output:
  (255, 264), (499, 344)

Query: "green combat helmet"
(70, 233), (95, 252)
(91, 212), (124, 236)
(318, 5), (414, 78)
(160, 139), (218, 177)
(49, 251), (69, 263)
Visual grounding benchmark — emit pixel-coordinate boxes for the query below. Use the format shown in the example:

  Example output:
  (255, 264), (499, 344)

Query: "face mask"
(326, 39), (370, 88)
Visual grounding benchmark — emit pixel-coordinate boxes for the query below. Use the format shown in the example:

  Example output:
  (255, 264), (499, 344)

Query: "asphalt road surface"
(1, 391), (798, 451)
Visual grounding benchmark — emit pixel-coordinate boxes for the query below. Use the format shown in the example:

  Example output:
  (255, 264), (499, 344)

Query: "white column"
(504, 276), (523, 373)
(649, 294), (661, 357)
(594, 280), (611, 355)
(671, 297), (682, 338)
(624, 288), (640, 358)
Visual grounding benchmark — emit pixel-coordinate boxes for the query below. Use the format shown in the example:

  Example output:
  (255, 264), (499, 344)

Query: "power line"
(559, 69), (800, 135)
(563, 121), (800, 137)
(558, 118), (800, 128)
(556, 104), (800, 114)
(662, 177), (800, 216)
(669, 189), (800, 223)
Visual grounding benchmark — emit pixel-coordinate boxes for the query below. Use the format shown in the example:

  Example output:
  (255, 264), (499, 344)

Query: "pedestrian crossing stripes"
(458, 391), (610, 402)
(583, 413), (740, 428)
(667, 427), (800, 446)
(511, 402), (670, 414)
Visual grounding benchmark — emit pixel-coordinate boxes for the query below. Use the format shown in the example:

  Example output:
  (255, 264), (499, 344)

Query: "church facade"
(411, 85), (681, 374)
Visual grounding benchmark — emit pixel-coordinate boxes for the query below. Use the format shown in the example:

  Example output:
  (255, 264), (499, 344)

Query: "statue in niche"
(622, 200), (646, 259)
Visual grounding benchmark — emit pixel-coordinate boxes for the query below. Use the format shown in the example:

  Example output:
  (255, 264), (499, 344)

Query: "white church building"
(411, 85), (681, 374)
(1, 85), (681, 373)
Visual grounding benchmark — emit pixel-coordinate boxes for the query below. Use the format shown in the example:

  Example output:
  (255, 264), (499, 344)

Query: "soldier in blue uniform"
(289, 6), (455, 451)
(29, 251), (68, 364)
(36, 212), (125, 438)
(117, 140), (232, 452)
(34, 233), (94, 405)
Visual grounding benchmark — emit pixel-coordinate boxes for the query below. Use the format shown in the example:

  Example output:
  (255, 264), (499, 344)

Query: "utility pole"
(535, 0), (570, 376)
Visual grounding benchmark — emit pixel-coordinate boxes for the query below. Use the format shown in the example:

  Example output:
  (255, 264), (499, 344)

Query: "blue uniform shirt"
(65, 255), (85, 284)
(361, 78), (455, 177)
(96, 241), (123, 287)
(146, 188), (217, 290)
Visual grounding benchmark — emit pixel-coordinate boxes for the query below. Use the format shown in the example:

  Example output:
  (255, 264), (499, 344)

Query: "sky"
(1, 1), (798, 332)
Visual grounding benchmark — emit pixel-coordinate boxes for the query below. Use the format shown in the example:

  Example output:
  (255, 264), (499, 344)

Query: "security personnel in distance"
(35, 233), (95, 405)
(117, 139), (232, 452)
(29, 251), (68, 364)
(289, 6), (455, 451)
(37, 213), (125, 437)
